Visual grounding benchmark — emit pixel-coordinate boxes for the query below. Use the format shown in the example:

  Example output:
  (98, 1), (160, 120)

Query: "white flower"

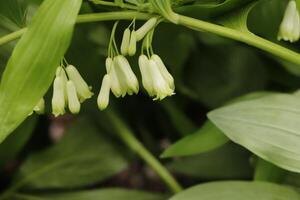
(138, 55), (174, 100)
(56, 67), (68, 102)
(121, 28), (131, 55)
(151, 54), (175, 90)
(278, 0), (300, 42)
(97, 74), (111, 110)
(65, 65), (93, 102)
(52, 76), (66, 116)
(113, 55), (139, 96)
(128, 30), (137, 56)
(139, 55), (154, 96)
(106, 57), (122, 97)
(136, 17), (158, 41)
(66, 80), (81, 114)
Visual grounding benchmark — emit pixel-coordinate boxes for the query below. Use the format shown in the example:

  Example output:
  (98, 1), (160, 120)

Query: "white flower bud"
(106, 57), (122, 97)
(65, 65), (93, 102)
(33, 98), (45, 115)
(151, 54), (175, 90)
(114, 55), (139, 95)
(128, 30), (137, 56)
(278, 0), (300, 42)
(136, 17), (158, 41)
(138, 55), (154, 96)
(121, 28), (131, 55)
(97, 74), (111, 110)
(52, 77), (66, 117)
(66, 80), (81, 114)
(148, 60), (174, 100)
(56, 66), (68, 102)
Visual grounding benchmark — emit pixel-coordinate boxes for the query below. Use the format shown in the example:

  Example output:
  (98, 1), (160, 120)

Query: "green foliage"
(170, 181), (300, 200)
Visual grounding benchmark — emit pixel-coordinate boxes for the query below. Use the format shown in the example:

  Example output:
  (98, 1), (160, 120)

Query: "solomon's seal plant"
(1, 0), (300, 200)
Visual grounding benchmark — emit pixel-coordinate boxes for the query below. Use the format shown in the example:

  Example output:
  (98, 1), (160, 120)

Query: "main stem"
(107, 111), (183, 194)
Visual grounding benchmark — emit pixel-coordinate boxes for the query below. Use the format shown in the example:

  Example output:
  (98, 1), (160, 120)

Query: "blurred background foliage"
(1, 0), (300, 199)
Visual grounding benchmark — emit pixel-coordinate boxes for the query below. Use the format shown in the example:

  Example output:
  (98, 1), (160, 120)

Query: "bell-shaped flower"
(113, 55), (139, 96)
(52, 77), (66, 117)
(66, 80), (81, 114)
(148, 59), (174, 100)
(56, 66), (68, 102)
(139, 55), (154, 96)
(136, 17), (158, 41)
(278, 0), (300, 42)
(65, 65), (93, 102)
(121, 28), (131, 55)
(106, 57), (122, 97)
(151, 54), (175, 90)
(33, 98), (45, 114)
(97, 74), (111, 110)
(128, 30), (137, 56)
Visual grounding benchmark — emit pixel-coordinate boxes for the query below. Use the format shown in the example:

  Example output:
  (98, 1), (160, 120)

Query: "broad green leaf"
(162, 92), (275, 158)
(13, 118), (128, 190)
(13, 189), (166, 200)
(168, 144), (252, 180)
(0, 0), (82, 143)
(0, 116), (37, 168)
(161, 121), (228, 158)
(169, 181), (300, 200)
(208, 93), (300, 173)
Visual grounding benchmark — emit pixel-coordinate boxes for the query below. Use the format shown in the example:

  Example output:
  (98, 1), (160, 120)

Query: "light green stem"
(177, 14), (300, 65)
(2, 11), (300, 67)
(107, 111), (183, 194)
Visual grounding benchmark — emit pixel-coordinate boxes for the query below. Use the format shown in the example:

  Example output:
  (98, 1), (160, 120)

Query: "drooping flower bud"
(52, 77), (66, 117)
(278, 0), (300, 42)
(121, 28), (131, 55)
(151, 54), (175, 90)
(97, 74), (111, 111)
(65, 65), (93, 102)
(33, 98), (45, 115)
(136, 17), (158, 41)
(139, 55), (154, 96)
(114, 55), (139, 95)
(56, 66), (68, 102)
(148, 60), (174, 100)
(106, 57), (122, 97)
(66, 80), (81, 114)
(128, 30), (137, 56)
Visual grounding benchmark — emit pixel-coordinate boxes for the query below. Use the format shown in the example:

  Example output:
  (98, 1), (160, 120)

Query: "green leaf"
(13, 117), (128, 190)
(13, 189), (166, 200)
(0, 116), (37, 168)
(168, 144), (252, 180)
(161, 121), (228, 158)
(254, 158), (286, 183)
(208, 93), (300, 173)
(0, 0), (26, 31)
(169, 181), (300, 200)
(0, 0), (82, 143)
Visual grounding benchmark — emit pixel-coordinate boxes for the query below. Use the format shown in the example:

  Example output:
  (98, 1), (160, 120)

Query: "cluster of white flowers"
(33, 17), (175, 116)
(278, 0), (300, 42)
(97, 17), (175, 110)
(52, 65), (93, 116)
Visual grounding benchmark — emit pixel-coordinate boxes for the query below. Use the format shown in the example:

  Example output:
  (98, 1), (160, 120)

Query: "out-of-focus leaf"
(208, 93), (300, 173)
(162, 121), (227, 158)
(254, 158), (286, 183)
(176, 0), (256, 19)
(13, 118), (128, 189)
(169, 181), (300, 200)
(168, 144), (252, 180)
(13, 189), (166, 200)
(0, 116), (37, 168)
(185, 46), (268, 108)
(161, 100), (196, 136)
(0, 0), (26, 31)
(0, 0), (82, 143)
